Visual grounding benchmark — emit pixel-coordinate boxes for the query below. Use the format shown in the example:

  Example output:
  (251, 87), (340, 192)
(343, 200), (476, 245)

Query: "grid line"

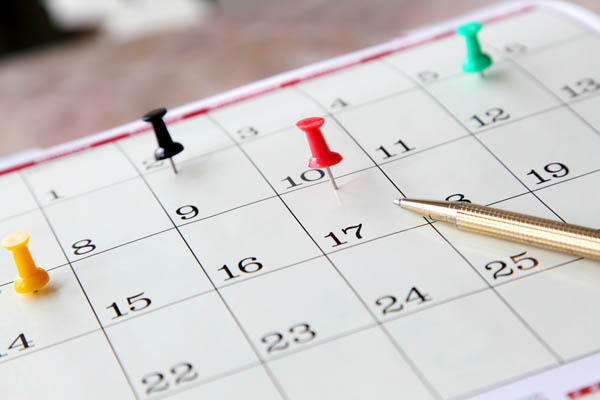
(281, 89), (445, 398)
(383, 60), (567, 222)
(3, 163), (598, 289)
(380, 60), (567, 363)
(209, 113), (444, 399)
(18, 171), (140, 399)
(114, 142), (290, 400)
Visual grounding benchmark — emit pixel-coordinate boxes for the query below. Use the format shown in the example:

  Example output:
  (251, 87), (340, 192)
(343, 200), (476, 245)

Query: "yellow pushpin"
(2, 230), (49, 293)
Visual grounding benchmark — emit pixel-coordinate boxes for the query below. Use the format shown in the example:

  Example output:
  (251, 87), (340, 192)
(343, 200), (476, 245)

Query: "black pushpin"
(142, 108), (184, 174)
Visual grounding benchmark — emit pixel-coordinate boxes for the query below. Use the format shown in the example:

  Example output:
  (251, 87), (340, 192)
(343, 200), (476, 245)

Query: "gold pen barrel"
(454, 203), (600, 260)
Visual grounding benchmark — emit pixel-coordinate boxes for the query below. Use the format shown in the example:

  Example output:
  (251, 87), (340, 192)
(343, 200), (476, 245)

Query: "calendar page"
(1, 1), (600, 399)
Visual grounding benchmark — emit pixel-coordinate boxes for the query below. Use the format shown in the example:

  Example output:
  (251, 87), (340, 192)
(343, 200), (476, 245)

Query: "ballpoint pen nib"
(392, 198), (457, 224)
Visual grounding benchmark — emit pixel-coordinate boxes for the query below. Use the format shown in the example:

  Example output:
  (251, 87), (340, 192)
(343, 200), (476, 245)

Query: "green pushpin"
(456, 21), (492, 76)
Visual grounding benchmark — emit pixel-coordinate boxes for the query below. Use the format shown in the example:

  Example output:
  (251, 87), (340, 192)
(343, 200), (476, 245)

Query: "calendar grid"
(382, 60), (568, 363)
(380, 59), (567, 222)
(2, 5), (600, 399)
(114, 142), (291, 400)
(428, 221), (565, 363)
(0, 246), (587, 388)
(4, 153), (598, 292)
(17, 171), (140, 399)
(152, 360), (264, 400)
(295, 89), (408, 198)
(499, 45), (600, 141)
(0, 127), (597, 377)
(3, 152), (597, 292)
(207, 113), (443, 400)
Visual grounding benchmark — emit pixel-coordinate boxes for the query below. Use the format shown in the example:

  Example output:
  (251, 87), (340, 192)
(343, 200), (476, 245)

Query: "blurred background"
(1, 0), (599, 159)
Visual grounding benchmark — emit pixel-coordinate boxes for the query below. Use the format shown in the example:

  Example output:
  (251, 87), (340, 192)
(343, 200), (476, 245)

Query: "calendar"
(1, 1), (600, 399)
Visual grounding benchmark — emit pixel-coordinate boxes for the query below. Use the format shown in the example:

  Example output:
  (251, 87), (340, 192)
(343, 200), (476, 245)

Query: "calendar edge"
(0, 0), (596, 176)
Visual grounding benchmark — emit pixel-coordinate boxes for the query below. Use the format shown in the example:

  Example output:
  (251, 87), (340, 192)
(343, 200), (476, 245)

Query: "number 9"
(176, 205), (199, 220)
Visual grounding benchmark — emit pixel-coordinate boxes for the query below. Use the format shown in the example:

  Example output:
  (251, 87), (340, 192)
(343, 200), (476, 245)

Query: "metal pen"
(394, 198), (600, 261)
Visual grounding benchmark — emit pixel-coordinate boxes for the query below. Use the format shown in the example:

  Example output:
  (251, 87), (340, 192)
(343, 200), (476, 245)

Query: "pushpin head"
(296, 117), (343, 169)
(142, 107), (168, 122)
(1, 230), (30, 250)
(2, 230), (49, 294)
(456, 21), (482, 36)
(456, 21), (492, 73)
(143, 108), (185, 161)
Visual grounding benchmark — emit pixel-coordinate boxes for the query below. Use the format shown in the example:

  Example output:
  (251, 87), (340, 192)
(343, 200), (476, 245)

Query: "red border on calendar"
(568, 381), (600, 399)
(0, 3), (534, 176)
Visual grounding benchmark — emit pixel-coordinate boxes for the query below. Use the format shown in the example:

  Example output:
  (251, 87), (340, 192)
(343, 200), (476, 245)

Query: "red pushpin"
(296, 117), (343, 190)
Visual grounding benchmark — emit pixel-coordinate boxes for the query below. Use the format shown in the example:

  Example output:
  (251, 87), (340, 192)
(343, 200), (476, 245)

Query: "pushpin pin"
(143, 108), (184, 174)
(456, 22), (492, 77)
(296, 117), (343, 190)
(2, 231), (49, 294)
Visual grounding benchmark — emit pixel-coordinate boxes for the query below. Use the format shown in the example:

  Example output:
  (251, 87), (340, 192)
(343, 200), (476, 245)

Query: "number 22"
(141, 362), (198, 395)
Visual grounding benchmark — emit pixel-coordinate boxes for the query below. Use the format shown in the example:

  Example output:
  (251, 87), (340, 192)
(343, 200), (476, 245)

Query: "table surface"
(0, 0), (598, 158)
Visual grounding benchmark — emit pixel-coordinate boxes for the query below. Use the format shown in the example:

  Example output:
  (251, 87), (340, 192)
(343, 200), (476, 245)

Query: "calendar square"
(118, 115), (234, 174)
(435, 194), (576, 286)
(242, 118), (373, 194)
(168, 366), (281, 400)
(480, 10), (587, 55)
(535, 171), (600, 227)
(381, 136), (525, 206)
(498, 259), (600, 360)
(179, 197), (320, 288)
(297, 60), (415, 112)
(22, 144), (139, 206)
(269, 326), (435, 399)
(383, 34), (501, 84)
(106, 292), (258, 398)
(334, 89), (468, 165)
(570, 94), (600, 132)
(329, 224), (486, 322)
(479, 107), (600, 191)
(281, 168), (425, 251)
(386, 290), (557, 398)
(426, 61), (560, 133)
(0, 210), (67, 285)
(0, 172), (37, 222)
(144, 146), (274, 223)
(517, 35), (600, 102)
(210, 87), (325, 143)
(0, 266), (99, 359)
(43, 178), (172, 261)
(73, 230), (213, 326)
(0, 332), (132, 399)
(220, 257), (373, 360)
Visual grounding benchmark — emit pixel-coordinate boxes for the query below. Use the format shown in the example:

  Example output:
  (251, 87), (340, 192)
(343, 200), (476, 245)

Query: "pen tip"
(393, 198), (402, 206)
